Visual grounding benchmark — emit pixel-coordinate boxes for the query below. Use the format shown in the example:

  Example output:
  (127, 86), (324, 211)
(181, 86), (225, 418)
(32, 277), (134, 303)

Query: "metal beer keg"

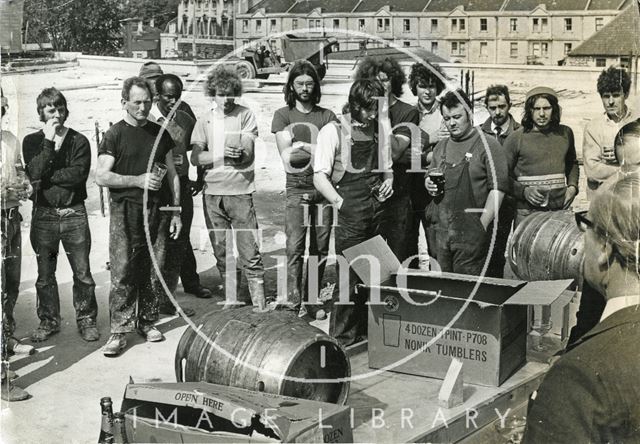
(175, 306), (350, 404)
(508, 210), (584, 284)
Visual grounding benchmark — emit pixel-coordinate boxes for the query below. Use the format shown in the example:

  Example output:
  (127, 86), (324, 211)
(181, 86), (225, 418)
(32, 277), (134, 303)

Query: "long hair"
(348, 79), (386, 116)
(521, 93), (561, 131)
(284, 60), (321, 108)
(205, 66), (243, 97)
(408, 62), (446, 96)
(591, 172), (640, 275)
(354, 56), (406, 98)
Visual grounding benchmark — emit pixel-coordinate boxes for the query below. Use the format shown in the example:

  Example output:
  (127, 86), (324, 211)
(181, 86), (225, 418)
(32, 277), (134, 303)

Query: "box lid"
(503, 279), (574, 306)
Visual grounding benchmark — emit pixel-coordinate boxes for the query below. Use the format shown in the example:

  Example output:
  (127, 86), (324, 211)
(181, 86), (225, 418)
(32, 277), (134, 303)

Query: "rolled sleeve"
(313, 123), (339, 176)
(190, 117), (208, 147)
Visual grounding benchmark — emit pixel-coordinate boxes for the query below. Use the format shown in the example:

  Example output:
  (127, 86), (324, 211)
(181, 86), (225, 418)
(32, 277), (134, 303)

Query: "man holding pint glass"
(96, 77), (182, 356)
(424, 90), (508, 275)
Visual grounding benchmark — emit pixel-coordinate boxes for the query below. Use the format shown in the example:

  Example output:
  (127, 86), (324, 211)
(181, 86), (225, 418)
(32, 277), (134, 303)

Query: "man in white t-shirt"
(190, 67), (266, 311)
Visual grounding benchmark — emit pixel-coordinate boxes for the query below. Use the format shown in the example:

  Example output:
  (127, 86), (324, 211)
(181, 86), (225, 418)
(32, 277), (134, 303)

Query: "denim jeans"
(30, 203), (97, 329)
(2, 208), (22, 360)
(162, 177), (199, 300)
(108, 199), (168, 333)
(285, 176), (333, 309)
(203, 194), (265, 304)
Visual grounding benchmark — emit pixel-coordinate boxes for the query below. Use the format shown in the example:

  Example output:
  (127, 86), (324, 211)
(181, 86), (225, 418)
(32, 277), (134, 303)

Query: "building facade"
(0, 0), (24, 54)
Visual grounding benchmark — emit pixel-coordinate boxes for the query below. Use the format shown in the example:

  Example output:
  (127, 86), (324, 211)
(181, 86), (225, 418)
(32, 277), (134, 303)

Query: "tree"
(122, 0), (181, 30)
(24, 0), (123, 55)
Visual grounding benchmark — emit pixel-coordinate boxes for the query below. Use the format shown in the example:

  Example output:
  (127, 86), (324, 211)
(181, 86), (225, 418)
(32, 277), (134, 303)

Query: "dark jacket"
(23, 128), (91, 208)
(479, 114), (521, 146)
(523, 305), (640, 443)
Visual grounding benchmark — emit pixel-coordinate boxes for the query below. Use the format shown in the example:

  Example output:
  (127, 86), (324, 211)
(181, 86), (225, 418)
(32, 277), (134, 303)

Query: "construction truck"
(232, 34), (338, 80)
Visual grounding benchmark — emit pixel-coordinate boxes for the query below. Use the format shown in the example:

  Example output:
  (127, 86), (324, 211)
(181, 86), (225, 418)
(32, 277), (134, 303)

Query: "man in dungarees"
(314, 79), (394, 346)
(424, 90), (508, 275)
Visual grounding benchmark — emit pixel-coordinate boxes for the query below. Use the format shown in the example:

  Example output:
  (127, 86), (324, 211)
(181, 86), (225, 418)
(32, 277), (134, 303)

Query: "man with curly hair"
(582, 66), (636, 197)
(190, 67), (267, 311)
(354, 57), (421, 263)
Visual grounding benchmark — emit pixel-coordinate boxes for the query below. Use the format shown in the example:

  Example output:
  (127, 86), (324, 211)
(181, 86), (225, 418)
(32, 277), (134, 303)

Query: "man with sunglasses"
(271, 61), (337, 319)
(523, 174), (640, 443)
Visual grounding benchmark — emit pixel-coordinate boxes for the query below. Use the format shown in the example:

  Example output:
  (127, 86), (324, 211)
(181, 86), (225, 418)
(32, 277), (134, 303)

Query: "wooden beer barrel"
(175, 306), (350, 404)
(508, 210), (584, 283)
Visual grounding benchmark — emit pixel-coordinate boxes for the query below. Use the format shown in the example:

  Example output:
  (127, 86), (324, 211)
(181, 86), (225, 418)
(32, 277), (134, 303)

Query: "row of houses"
(158, 0), (637, 67)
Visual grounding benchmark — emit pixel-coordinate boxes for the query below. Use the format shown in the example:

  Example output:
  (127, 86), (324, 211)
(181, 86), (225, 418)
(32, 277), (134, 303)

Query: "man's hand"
(563, 186), (578, 209)
(524, 187), (545, 206)
(425, 176), (439, 196)
(189, 179), (204, 196)
(224, 146), (243, 159)
(169, 214), (182, 240)
(43, 118), (60, 141)
(137, 173), (162, 191)
(378, 178), (394, 200)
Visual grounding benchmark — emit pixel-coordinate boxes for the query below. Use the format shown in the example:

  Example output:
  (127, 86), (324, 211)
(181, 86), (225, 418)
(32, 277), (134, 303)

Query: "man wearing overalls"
(314, 79), (394, 346)
(424, 90), (508, 275)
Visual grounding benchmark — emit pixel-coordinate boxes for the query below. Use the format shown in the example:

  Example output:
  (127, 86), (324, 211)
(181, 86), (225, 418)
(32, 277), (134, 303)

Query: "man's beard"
(294, 90), (312, 104)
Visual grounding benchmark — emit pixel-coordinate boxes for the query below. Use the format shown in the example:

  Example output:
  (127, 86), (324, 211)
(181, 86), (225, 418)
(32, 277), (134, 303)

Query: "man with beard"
(149, 74), (211, 314)
(314, 79), (394, 346)
(504, 87), (579, 227)
(354, 57), (421, 263)
(96, 77), (182, 356)
(23, 88), (99, 343)
(271, 61), (337, 319)
(190, 67), (267, 311)
(479, 85), (520, 277)
(424, 90), (508, 275)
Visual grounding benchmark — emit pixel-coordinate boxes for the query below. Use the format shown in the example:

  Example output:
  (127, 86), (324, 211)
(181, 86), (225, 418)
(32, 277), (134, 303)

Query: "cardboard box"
(343, 236), (573, 387)
(120, 382), (353, 443)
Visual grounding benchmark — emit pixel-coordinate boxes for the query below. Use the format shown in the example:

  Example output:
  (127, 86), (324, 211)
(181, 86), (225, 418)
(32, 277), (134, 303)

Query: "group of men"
(1, 56), (637, 410)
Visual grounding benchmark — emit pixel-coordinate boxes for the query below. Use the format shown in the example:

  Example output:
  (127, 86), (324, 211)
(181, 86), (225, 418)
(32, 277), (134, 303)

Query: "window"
(451, 18), (457, 30)
(270, 19), (276, 31)
(242, 19), (248, 32)
(451, 41), (466, 56)
(460, 18), (466, 31)
(596, 58), (606, 67)
(431, 19), (438, 32)
(531, 42), (549, 57)
(564, 43), (572, 54)
(431, 41), (438, 53)
(564, 18), (572, 31)
(532, 17), (548, 32)
(242, 39), (249, 47)
(480, 41), (488, 57)
(510, 42), (518, 57)
(480, 18), (487, 31)
(292, 18), (298, 29)
(255, 19), (262, 32)
(309, 19), (321, 29)
(510, 18), (517, 32)
(541, 42), (548, 56)
(358, 19), (365, 31)
(595, 17), (604, 31)
(451, 18), (466, 32)
(403, 19), (411, 33)
(334, 42), (340, 51)
(377, 18), (390, 32)
(333, 19), (340, 29)
(404, 41), (411, 47)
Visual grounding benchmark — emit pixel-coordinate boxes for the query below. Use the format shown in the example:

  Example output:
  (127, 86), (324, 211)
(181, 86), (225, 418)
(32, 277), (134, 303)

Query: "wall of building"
(1, 0), (24, 53)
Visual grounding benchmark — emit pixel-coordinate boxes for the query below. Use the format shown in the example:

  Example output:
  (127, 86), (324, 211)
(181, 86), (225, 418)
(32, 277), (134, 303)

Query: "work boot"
(248, 278), (268, 313)
(137, 322), (164, 342)
(30, 322), (60, 343)
(184, 285), (213, 299)
(78, 321), (100, 342)
(1, 379), (30, 402)
(102, 333), (127, 356)
(6, 337), (35, 355)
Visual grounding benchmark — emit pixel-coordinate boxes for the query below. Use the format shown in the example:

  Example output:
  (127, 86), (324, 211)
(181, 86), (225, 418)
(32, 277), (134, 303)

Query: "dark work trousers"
(405, 173), (431, 269)
(2, 207), (22, 361)
(380, 167), (411, 263)
(30, 203), (97, 329)
(285, 174), (333, 310)
(108, 199), (168, 333)
(486, 195), (515, 278)
(567, 281), (606, 348)
(161, 176), (200, 303)
(330, 137), (385, 347)
(425, 142), (488, 275)
(203, 194), (265, 305)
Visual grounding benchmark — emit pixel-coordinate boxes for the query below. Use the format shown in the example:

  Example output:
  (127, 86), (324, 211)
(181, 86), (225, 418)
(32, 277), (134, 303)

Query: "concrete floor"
(1, 64), (631, 443)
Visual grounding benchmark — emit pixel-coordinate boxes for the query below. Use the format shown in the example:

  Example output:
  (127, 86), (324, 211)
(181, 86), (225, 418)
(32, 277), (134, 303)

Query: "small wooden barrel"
(508, 210), (584, 283)
(175, 306), (350, 404)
